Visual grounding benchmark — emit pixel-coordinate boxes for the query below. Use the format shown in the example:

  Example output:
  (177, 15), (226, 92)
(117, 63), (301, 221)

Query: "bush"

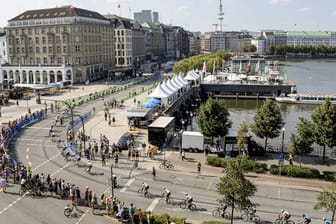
(322, 171), (336, 182)
(206, 156), (268, 173)
(269, 165), (320, 178)
(203, 221), (230, 224)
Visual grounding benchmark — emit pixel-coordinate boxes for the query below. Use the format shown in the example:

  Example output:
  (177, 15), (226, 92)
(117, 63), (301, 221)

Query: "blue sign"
(279, 152), (285, 161)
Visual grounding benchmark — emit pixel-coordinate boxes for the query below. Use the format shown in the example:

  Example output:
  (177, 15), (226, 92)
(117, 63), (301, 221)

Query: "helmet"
(281, 209), (284, 212)
(185, 193), (188, 196)
(162, 187), (166, 190)
(323, 217), (326, 221)
(302, 214), (305, 217)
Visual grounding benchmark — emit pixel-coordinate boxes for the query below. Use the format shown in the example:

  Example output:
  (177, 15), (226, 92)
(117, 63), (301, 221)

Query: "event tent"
(148, 84), (170, 104)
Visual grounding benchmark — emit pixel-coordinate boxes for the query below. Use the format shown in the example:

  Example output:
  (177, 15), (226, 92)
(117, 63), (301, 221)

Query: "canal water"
(194, 59), (336, 153)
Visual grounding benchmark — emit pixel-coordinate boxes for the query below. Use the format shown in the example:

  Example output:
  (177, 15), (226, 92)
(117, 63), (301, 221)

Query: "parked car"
(117, 133), (134, 150)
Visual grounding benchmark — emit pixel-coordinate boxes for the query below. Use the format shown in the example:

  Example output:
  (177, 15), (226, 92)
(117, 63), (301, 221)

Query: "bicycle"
(212, 206), (230, 219)
(160, 193), (174, 205)
(137, 188), (152, 198)
(64, 203), (83, 217)
(179, 201), (197, 211)
(274, 215), (295, 224)
(159, 160), (174, 170)
(241, 211), (260, 223)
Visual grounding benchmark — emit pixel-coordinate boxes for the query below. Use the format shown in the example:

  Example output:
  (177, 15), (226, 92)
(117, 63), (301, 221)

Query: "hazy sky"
(1, 0), (335, 32)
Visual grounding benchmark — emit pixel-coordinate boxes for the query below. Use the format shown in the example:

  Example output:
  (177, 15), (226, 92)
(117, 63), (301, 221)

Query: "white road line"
(26, 154), (29, 159)
(147, 198), (160, 212)
(26, 148), (30, 152)
(25, 127), (50, 130)
(206, 179), (213, 190)
(120, 178), (135, 192)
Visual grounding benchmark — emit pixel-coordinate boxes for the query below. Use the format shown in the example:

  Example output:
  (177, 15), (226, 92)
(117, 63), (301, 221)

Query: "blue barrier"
(67, 111), (92, 131)
(64, 141), (80, 160)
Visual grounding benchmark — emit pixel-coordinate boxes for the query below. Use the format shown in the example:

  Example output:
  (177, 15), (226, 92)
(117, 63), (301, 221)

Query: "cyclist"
(162, 187), (171, 203)
(323, 217), (332, 224)
(141, 182), (149, 194)
(20, 177), (26, 193)
(246, 204), (257, 215)
(86, 161), (93, 173)
(184, 193), (193, 208)
(280, 209), (291, 223)
(302, 214), (311, 224)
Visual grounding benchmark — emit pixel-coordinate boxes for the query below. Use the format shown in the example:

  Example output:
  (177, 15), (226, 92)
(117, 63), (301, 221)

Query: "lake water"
(194, 59), (336, 151)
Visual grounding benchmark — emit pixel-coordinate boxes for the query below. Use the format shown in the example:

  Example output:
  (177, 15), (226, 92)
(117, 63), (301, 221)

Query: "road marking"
(147, 198), (160, 212)
(120, 178), (135, 192)
(25, 127), (50, 130)
(206, 179), (213, 190)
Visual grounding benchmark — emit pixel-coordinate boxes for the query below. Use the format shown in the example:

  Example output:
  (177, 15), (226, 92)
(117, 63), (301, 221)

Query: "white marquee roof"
(148, 84), (170, 99)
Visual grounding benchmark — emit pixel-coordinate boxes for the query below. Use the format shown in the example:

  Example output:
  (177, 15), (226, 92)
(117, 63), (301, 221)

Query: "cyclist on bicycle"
(302, 214), (311, 224)
(280, 209), (291, 223)
(162, 187), (171, 203)
(184, 193), (193, 208)
(246, 204), (257, 215)
(86, 161), (93, 173)
(20, 177), (26, 191)
(323, 217), (332, 224)
(142, 182), (149, 194)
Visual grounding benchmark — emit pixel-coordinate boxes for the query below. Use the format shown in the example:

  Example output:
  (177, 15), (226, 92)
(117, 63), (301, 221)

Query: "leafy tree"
(250, 44), (257, 53)
(237, 121), (249, 155)
(314, 182), (336, 224)
(289, 117), (314, 166)
(250, 99), (284, 150)
(217, 157), (257, 224)
(196, 98), (232, 145)
(312, 99), (336, 163)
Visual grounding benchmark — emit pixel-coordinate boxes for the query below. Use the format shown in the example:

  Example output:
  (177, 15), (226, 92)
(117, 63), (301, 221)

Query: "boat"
(275, 93), (336, 105)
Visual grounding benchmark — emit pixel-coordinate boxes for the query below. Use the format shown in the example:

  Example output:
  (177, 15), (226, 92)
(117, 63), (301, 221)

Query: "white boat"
(275, 93), (336, 105)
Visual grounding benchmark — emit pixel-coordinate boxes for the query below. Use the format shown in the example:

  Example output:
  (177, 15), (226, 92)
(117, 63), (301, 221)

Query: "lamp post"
(111, 164), (114, 199)
(190, 112), (193, 131)
(281, 128), (285, 154)
(181, 120), (185, 131)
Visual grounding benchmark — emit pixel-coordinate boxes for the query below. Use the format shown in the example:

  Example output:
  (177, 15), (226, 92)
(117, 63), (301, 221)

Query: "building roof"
(9, 5), (108, 22)
(287, 31), (330, 37)
(141, 22), (161, 32)
(148, 116), (175, 128)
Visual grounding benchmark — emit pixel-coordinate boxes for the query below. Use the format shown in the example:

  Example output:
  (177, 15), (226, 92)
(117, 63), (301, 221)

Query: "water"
(195, 59), (336, 150)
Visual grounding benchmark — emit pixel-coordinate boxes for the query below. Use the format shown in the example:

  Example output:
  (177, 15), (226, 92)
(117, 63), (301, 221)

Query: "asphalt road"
(0, 81), (332, 224)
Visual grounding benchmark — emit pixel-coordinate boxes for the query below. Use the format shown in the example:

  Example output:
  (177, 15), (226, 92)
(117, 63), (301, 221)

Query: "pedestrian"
(181, 150), (185, 161)
(152, 166), (156, 180)
(197, 162), (201, 175)
(91, 192), (97, 214)
(112, 116), (115, 125)
(114, 153), (119, 167)
(129, 203), (135, 223)
(288, 153), (293, 165)
(0, 176), (7, 193)
(101, 153), (106, 166)
(205, 145), (209, 156)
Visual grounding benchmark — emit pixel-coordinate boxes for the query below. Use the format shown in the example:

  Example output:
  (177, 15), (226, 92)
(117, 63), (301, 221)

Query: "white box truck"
(181, 131), (204, 152)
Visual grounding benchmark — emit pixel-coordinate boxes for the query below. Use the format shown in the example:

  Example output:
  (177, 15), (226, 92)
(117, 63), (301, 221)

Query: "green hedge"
(203, 221), (229, 224)
(322, 171), (336, 182)
(269, 165), (320, 178)
(206, 156), (268, 173)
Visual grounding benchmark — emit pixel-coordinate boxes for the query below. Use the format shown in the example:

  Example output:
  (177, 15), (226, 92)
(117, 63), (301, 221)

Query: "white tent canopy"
(148, 84), (170, 104)
(178, 75), (188, 85)
(203, 75), (218, 83)
(170, 78), (183, 89)
(167, 78), (181, 90)
(184, 70), (198, 81)
(191, 70), (200, 78)
(161, 81), (176, 99)
(173, 76), (186, 87)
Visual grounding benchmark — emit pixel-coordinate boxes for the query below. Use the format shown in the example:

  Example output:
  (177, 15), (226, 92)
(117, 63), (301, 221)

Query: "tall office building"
(133, 10), (159, 24)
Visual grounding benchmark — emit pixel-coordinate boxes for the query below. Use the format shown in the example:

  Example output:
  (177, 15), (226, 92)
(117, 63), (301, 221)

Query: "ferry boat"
(275, 93), (336, 105)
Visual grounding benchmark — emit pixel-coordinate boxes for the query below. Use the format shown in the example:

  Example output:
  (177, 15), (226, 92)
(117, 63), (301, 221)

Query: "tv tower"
(218, 0), (224, 32)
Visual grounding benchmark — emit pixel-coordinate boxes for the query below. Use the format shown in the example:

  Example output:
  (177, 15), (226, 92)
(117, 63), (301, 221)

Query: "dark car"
(117, 133), (134, 150)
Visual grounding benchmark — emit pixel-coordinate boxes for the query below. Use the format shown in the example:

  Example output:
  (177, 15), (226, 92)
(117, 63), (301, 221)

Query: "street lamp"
(111, 164), (114, 199)
(190, 112), (193, 131)
(181, 119), (185, 131)
(281, 128), (285, 154)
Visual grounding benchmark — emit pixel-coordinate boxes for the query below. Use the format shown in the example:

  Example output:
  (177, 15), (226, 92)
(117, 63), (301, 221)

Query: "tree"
(217, 157), (257, 224)
(196, 98), (232, 146)
(250, 44), (257, 53)
(312, 99), (336, 163)
(237, 121), (249, 155)
(250, 99), (284, 150)
(289, 117), (314, 166)
(314, 182), (336, 224)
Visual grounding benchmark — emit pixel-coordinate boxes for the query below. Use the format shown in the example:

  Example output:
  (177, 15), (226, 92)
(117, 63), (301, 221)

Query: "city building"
(251, 37), (267, 55)
(0, 32), (7, 65)
(1, 5), (115, 90)
(141, 22), (165, 63)
(107, 15), (146, 77)
(188, 32), (201, 56)
(133, 10), (159, 24)
(287, 31), (331, 47)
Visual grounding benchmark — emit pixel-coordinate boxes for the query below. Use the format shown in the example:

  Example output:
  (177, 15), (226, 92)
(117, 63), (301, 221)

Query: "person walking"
(152, 166), (156, 180)
(129, 203), (135, 223)
(101, 153), (106, 166)
(181, 150), (186, 161)
(197, 162), (201, 175)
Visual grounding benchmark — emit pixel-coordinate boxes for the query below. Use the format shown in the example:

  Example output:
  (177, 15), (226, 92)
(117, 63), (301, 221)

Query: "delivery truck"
(181, 131), (204, 152)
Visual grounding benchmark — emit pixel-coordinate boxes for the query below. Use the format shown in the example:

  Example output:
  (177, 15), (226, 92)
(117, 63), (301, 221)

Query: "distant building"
(134, 10), (159, 24)
(0, 32), (7, 65)
(287, 31), (332, 47)
(2, 5), (115, 89)
(251, 37), (267, 55)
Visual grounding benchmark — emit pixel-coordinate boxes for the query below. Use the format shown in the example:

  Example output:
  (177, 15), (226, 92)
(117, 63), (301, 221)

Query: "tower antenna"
(218, 0), (224, 32)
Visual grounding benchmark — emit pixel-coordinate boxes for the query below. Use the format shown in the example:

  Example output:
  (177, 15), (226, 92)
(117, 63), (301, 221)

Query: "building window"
(75, 57), (81, 64)
(63, 46), (67, 53)
(35, 28), (39, 35)
(48, 36), (53, 44)
(43, 47), (47, 53)
(16, 47), (20, 54)
(56, 26), (60, 33)
(29, 47), (33, 53)
(36, 57), (40, 64)
(42, 37), (46, 44)
(48, 47), (52, 53)
(36, 47), (40, 53)
(35, 37), (39, 44)
(75, 45), (80, 52)
(57, 57), (62, 64)
(56, 46), (61, 53)
(43, 57), (47, 64)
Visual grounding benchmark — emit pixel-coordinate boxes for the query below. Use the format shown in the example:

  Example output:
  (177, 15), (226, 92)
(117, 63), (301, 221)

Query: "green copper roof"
(287, 31), (329, 37)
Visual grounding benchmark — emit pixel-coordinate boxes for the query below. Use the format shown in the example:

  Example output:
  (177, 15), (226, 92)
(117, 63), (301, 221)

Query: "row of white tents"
(147, 71), (200, 105)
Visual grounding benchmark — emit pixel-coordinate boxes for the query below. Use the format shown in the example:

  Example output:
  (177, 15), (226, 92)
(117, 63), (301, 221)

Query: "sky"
(0, 0), (335, 32)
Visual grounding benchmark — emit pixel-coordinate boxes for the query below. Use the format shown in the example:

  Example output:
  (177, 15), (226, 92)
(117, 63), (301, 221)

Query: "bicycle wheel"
(179, 202), (186, 209)
(241, 213), (248, 221)
(223, 212), (230, 219)
(274, 219), (282, 224)
(167, 164), (174, 170)
(64, 208), (72, 217)
(212, 208), (220, 218)
(145, 192), (152, 198)
(189, 203), (197, 211)
(287, 220), (295, 224)
(159, 163), (164, 169)
(252, 215), (260, 223)
(136, 189), (143, 196)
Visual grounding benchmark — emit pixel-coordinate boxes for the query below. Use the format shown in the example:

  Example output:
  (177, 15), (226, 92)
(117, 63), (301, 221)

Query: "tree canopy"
(173, 50), (232, 74)
(250, 99), (284, 150)
(314, 182), (336, 224)
(196, 98), (232, 140)
(289, 117), (314, 166)
(237, 121), (249, 154)
(217, 157), (257, 224)
(312, 99), (336, 162)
